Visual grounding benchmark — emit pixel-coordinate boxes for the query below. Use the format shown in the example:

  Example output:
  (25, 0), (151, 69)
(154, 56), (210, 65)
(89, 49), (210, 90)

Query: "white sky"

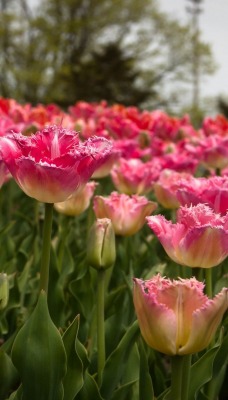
(159, 0), (228, 99)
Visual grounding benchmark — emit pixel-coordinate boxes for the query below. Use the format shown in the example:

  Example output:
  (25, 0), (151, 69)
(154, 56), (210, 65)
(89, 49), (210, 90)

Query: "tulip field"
(0, 97), (227, 400)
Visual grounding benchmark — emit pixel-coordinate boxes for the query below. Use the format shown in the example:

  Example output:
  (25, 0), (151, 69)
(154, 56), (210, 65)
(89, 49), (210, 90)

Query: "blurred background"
(0, 0), (227, 125)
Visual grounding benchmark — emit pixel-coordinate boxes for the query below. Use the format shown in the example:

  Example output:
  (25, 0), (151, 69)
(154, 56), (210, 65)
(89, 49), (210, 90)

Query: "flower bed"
(0, 97), (227, 400)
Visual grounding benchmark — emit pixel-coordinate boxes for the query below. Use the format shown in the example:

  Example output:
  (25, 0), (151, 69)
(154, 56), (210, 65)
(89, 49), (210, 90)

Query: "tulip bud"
(0, 273), (9, 310)
(87, 218), (116, 270)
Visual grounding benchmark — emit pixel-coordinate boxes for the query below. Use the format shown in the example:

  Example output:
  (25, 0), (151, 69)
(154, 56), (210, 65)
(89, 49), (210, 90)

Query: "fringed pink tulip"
(93, 192), (157, 236)
(111, 158), (161, 195)
(177, 175), (228, 215)
(0, 161), (11, 188)
(0, 125), (112, 203)
(147, 204), (228, 268)
(92, 149), (120, 178)
(54, 181), (97, 216)
(153, 169), (193, 209)
(133, 274), (228, 355)
(198, 134), (228, 170)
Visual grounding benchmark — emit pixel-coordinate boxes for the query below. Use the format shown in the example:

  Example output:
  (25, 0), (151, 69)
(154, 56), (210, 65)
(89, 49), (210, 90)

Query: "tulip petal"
(157, 279), (207, 352)
(14, 158), (81, 203)
(147, 215), (186, 263)
(179, 288), (228, 355)
(178, 227), (228, 268)
(133, 278), (177, 355)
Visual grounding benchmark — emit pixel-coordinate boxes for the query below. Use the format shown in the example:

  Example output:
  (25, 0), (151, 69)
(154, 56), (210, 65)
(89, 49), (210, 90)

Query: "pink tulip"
(0, 161), (11, 188)
(147, 204), (228, 268)
(92, 148), (120, 179)
(177, 175), (228, 215)
(197, 134), (228, 170)
(93, 192), (157, 236)
(111, 158), (161, 195)
(54, 181), (97, 216)
(202, 115), (228, 137)
(153, 169), (193, 209)
(0, 125), (112, 203)
(133, 274), (228, 355)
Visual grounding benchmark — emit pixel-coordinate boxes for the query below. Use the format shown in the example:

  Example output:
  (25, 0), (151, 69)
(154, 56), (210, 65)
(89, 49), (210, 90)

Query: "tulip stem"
(170, 355), (191, 400)
(205, 268), (213, 298)
(170, 356), (183, 400)
(181, 354), (192, 400)
(57, 214), (70, 272)
(39, 203), (54, 294)
(97, 268), (106, 386)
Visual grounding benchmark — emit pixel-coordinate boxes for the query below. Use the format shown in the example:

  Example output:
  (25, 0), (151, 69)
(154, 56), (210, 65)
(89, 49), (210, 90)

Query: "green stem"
(6, 179), (13, 221)
(97, 268), (106, 386)
(34, 200), (40, 232)
(205, 268), (215, 349)
(57, 214), (70, 272)
(39, 203), (54, 293)
(171, 209), (177, 222)
(181, 354), (192, 400)
(194, 267), (203, 282)
(205, 268), (213, 298)
(170, 356), (184, 400)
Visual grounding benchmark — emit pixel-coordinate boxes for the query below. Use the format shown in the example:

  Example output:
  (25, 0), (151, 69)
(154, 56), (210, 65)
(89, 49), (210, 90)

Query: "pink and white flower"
(153, 169), (193, 209)
(93, 191), (157, 236)
(133, 274), (228, 355)
(197, 134), (228, 170)
(54, 181), (97, 216)
(111, 158), (161, 195)
(0, 125), (112, 203)
(147, 204), (228, 268)
(177, 175), (228, 215)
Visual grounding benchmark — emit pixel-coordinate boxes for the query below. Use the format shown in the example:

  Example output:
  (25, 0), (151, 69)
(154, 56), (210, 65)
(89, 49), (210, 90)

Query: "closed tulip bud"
(0, 273), (9, 310)
(87, 218), (116, 270)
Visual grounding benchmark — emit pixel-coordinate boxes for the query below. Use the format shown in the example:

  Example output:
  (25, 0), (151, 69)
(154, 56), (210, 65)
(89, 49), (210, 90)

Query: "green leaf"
(188, 343), (221, 400)
(47, 247), (66, 327)
(121, 343), (140, 384)
(11, 291), (67, 400)
(17, 256), (34, 300)
(157, 388), (170, 400)
(101, 320), (140, 399)
(111, 380), (138, 400)
(62, 315), (87, 400)
(76, 371), (104, 400)
(105, 285), (126, 319)
(210, 331), (228, 377)
(0, 348), (19, 400)
(0, 221), (15, 237)
(69, 269), (96, 320)
(6, 385), (23, 400)
(138, 339), (154, 400)
(202, 332), (228, 399)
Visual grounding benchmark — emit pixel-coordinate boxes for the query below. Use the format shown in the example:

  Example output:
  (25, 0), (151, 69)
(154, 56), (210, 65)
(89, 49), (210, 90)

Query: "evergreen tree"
(46, 42), (152, 107)
(217, 97), (228, 118)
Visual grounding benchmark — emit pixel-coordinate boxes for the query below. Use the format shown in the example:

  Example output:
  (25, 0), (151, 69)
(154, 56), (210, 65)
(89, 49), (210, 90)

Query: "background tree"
(0, 0), (216, 114)
(217, 97), (228, 118)
(46, 41), (152, 107)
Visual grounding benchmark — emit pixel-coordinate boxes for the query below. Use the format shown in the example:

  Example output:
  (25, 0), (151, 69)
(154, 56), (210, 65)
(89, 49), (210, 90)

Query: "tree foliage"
(217, 97), (228, 118)
(0, 0), (216, 111)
